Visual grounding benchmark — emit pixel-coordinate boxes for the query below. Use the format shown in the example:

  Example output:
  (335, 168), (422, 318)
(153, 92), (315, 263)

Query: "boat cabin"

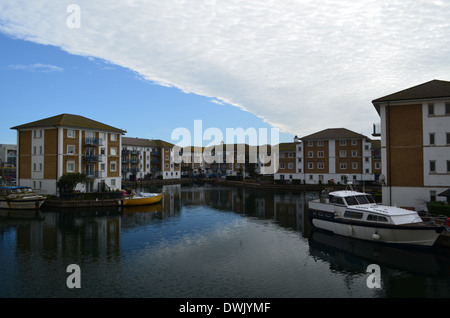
(314, 190), (422, 225)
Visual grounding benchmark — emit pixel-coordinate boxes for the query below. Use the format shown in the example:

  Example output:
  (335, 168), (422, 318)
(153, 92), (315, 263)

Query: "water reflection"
(1, 184), (450, 298)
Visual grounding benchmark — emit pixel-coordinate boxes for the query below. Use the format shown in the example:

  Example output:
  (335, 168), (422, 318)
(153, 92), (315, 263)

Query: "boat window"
(330, 196), (346, 205)
(355, 195), (369, 204)
(367, 214), (389, 222)
(344, 196), (359, 205)
(365, 195), (376, 203)
(343, 210), (363, 219)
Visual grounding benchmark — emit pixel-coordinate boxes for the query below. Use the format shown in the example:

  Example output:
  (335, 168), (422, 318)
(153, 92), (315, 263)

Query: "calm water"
(1, 184), (450, 298)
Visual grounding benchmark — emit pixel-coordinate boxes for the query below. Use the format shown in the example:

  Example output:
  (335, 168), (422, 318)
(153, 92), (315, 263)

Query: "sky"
(1, 0), (450, 147)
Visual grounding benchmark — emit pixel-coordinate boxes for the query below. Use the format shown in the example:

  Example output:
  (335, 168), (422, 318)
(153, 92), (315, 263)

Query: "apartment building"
(300, 128), (374, 184)
(11, 114), (126, 194)
(122, 137), (153, 181)
(122, 137), (181, 180)
(150, 139), (181, 180)
(274, 136), (302, 182)
(372, 79), (450, 211)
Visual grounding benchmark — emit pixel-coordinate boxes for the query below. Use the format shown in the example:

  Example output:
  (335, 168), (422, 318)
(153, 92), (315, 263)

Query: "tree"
(57, 173), (88, 193)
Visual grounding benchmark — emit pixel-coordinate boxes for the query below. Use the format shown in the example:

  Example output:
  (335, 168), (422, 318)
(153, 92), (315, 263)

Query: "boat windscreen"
(345, 196), (359, 205)
(355, 195), (369, 204)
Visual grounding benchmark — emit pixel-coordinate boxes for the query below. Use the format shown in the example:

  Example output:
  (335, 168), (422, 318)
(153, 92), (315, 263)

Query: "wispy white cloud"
(9, 63), (63, 72)
(1, 0), (450, 137)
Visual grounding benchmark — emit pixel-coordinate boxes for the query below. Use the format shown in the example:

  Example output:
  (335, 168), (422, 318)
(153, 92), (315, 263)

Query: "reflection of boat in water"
(122, 193), (164, 206)
(308, 184), (445, 246)
(122, 203), (163, 214)
(0, 186), (46, 210)
(308, 230), (442, 276)
(0, 208), (45, 220)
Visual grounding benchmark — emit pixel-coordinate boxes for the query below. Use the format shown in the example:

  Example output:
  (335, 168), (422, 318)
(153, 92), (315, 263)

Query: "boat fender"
(348, 225), (353, 236)
(372, 232), (381, 240)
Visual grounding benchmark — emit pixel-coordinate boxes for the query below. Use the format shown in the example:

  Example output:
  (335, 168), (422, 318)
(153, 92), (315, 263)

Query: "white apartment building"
(372, 79), (450, 211)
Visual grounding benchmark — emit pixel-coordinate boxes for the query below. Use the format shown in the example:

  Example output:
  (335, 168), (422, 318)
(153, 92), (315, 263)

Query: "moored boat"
(122, 192), (164, 206)
(308, 185), (446, 247)
(0, 186), (46, 210)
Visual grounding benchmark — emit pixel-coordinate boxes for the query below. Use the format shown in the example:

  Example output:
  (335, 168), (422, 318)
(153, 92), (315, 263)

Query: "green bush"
(427, 201), (450, 216)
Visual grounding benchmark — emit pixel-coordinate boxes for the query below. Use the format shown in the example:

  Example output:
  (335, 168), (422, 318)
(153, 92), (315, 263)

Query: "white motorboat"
(0, 186), (46, 210)
(308, 185), (445, 247)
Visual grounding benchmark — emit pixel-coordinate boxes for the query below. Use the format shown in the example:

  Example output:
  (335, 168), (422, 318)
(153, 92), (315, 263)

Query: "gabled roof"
(301, 128), (368, 140)
(372, 80), (450, 104)
(11, 113), (126, 133)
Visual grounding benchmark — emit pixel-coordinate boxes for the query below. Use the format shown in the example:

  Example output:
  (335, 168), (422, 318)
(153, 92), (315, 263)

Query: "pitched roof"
(372, 79), (450, 104)
(11, 113), (126, 133)
(301, 128), (368, 140)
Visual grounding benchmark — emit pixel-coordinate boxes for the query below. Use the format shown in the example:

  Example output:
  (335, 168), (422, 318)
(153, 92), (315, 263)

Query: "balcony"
(84, 138), (103, 146)
(84, 170), (105, 179)
(84, 154), (103, 162)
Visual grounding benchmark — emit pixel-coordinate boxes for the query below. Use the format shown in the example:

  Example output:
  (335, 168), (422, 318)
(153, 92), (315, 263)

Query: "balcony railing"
(84, 138), (103, 146)
(84, 170), (105, 178)
(84, 154), (103, 162)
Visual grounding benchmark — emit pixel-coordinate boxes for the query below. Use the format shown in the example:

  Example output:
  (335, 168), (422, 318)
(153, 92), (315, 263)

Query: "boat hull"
(0, 197), (46, 210)
(122, 193), (163, 206)
(309, 210), (443, 246)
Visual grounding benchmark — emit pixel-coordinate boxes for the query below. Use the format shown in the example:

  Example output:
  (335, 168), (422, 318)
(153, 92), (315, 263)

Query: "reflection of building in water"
(274, 192), (306, 233)
(161, 184), (182, 216)
(179, 186), (307, 233)
(14, 211), (121, 259)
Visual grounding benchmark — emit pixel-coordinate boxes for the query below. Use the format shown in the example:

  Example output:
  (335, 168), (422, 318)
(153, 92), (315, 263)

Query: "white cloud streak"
(9, 63), (63, 72)
(1, 0), (450, 137)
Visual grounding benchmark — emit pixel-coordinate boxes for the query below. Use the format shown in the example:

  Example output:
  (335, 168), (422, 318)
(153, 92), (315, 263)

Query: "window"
(110, 161), (117, 171)
(340, 140), (347, 146)
(308, 141), (313, 146)
(317, 151), (324, 158)
(67, 145), (75, 154)
(351, 140), (357, 146)
(330, 196), (345, 205)
(67, 161), (75, 173)
(430, 133), (435, 145)
(317, 141), (324, 146)
(345, 197), (360, 206)
(343, 210), (363, 219)
(308, 151), (314, 158)
(340, 162), (347, 169)
(352, 151), (358, 157)
(308, 162), (314, 169)
(110, 134), (117, 141)
(110, 147), (117, 156)
(340, 150), (346, 157)
(288, 162), (293, 169)
(34, 129), (42, 139)
(375, 162), (381, 170)
(111, 179), (116, 186)
(352, 162), (358, 170)
(317, 162), (324, 169)
(67, 129), (75, 138)
(430, 160), (436, 173)
(288, 152), (293, 158)
(428, 103), (434, 115)
(367, 214), (388, 222)
(430, 190), (436, 202)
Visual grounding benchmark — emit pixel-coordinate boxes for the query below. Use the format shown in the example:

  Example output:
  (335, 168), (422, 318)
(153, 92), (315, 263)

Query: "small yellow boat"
(122, 192), (164, 206)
